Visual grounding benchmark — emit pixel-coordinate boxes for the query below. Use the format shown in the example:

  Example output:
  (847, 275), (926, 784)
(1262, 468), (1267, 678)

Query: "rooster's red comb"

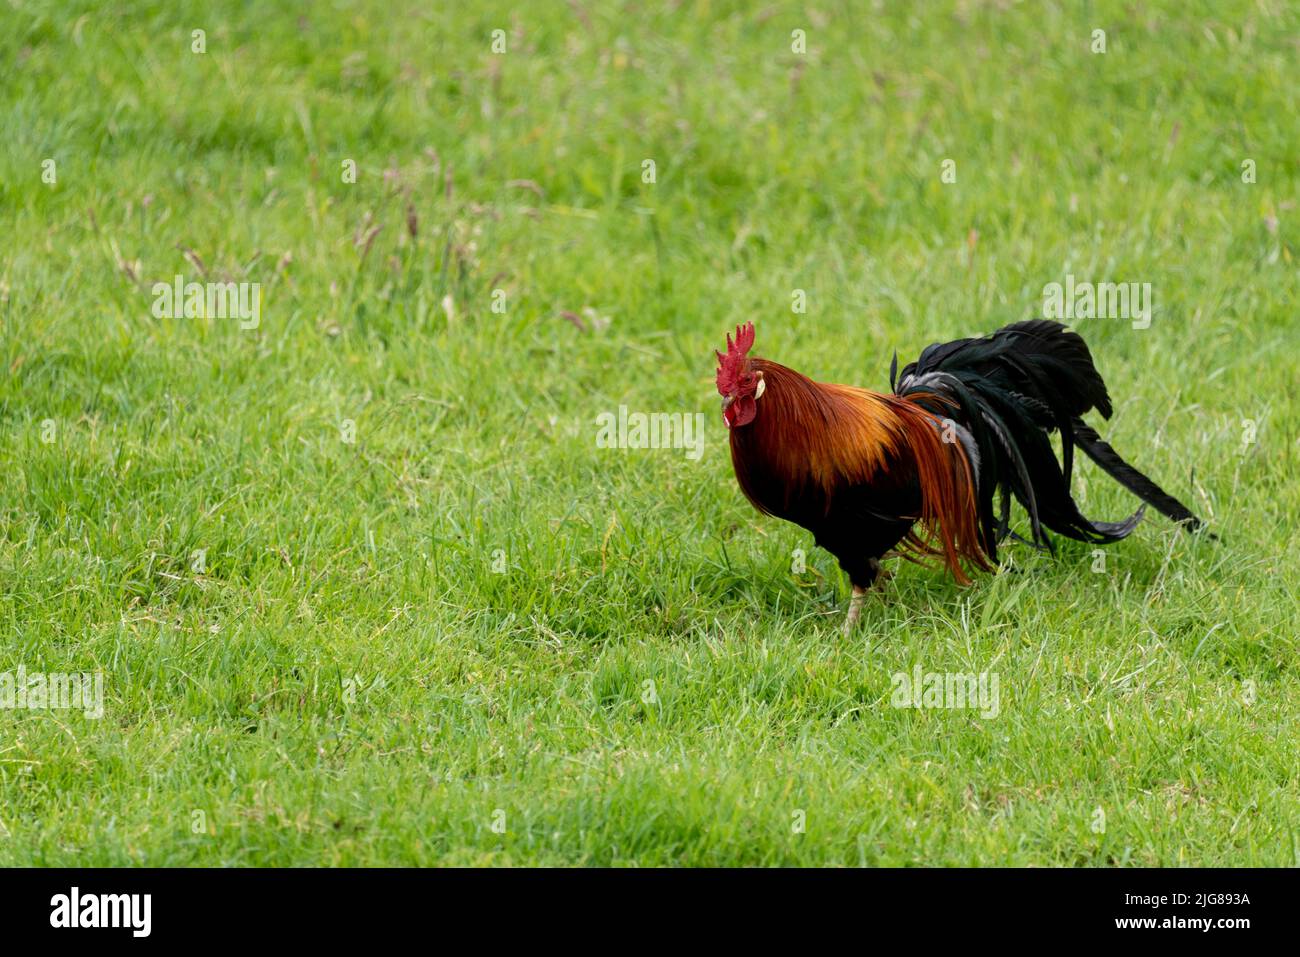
(715, 321), (756, 395)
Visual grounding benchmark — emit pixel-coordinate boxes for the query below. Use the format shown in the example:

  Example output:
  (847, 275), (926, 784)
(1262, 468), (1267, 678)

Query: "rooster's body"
(715, 320), (1204, 630)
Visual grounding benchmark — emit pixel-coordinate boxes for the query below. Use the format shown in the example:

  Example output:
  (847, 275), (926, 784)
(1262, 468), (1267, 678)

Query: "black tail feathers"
(894, 320), (1206, 557)
(1070, 418), (1205, 532)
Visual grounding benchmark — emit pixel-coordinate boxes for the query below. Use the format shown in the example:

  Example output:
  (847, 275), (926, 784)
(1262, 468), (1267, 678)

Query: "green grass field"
(2, 0), (1297, 866)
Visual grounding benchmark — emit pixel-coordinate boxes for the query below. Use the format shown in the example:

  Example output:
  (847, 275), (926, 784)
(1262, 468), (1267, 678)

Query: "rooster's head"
(715, 321), (764, 428)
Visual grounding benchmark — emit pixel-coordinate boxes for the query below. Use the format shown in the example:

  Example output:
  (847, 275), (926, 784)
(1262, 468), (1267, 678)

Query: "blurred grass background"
(0, 0), (1296, 864)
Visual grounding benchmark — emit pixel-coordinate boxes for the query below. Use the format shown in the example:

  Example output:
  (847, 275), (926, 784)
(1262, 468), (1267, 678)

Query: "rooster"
(715, 320), (1205, 633)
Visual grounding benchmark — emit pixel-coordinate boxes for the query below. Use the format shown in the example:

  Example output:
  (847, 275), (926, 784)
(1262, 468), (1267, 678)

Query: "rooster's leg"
(842, 585), (868, 636)
(842, 558), (891, 635)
